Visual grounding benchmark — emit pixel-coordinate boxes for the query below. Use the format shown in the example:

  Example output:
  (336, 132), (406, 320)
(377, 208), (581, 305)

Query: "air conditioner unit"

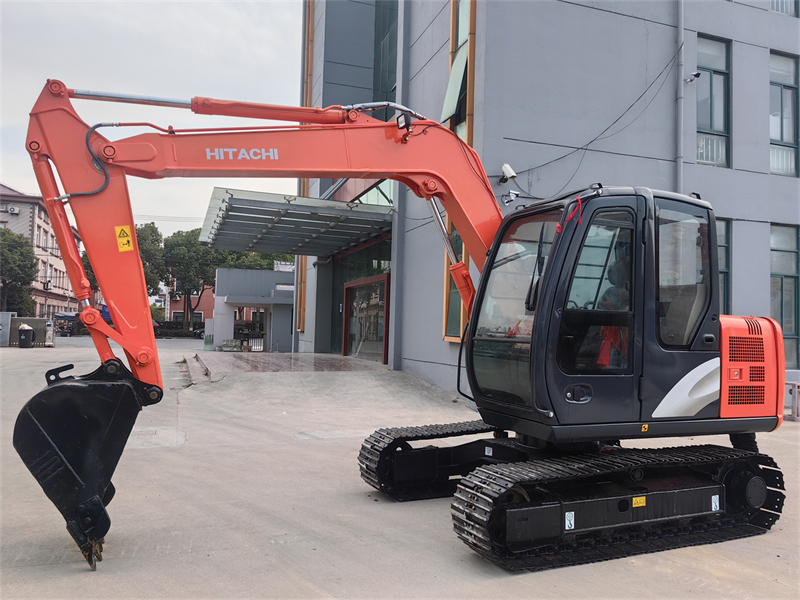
(8, 206), (20, 215)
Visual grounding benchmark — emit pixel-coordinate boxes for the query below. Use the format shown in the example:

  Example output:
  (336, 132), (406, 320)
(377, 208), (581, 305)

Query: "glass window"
(444, 220), (466, 340)
(472, 210), (561, 405)
(330, 241), (392, 355)
(371, 0), (397, 122)
(770, 0), (798, 16)
(771, 224), (799, 369)
(442, 0), (473, 331)
(346, 280), (386, 363)
(441, 0), (470, 127)
(456, 0), (469, 48)
(697, 36), (730, 167)
(770, 53), (799, 176)
(656, 201), (711, 347)
(441, 43), (468, 123)
(558, 211), (635, 374)
(717, 219), (730, 314)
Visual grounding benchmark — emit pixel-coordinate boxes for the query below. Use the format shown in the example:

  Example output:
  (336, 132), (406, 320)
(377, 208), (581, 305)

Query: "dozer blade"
(13, 360), (161, 570)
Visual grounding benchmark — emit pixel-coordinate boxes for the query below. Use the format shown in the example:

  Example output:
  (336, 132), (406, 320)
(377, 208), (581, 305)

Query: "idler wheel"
(727, 470), (767, 509)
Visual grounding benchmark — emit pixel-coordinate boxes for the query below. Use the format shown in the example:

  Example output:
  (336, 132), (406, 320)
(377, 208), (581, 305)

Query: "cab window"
(472, 210), (560, 405)
(557, 211), (634, 374)
(656, 200), (711, 347)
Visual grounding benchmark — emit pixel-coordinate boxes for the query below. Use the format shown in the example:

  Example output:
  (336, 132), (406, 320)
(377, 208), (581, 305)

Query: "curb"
(185, 353), (210, 384)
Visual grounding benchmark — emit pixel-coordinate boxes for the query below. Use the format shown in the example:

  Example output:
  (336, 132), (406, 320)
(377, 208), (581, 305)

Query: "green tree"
(150, 303), (165, 322)
(0, 228), (39, 314)
(218, 250), (294, 271)
(81, 251), (99, 291)
(136, 223), (167, 296)
(162, 229), (294, 328)
(163, 229), (218, 329)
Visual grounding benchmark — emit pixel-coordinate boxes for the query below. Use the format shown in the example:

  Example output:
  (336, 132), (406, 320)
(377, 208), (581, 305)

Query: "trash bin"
(19, 325), (35, 348)
(203, 333), (214, 352)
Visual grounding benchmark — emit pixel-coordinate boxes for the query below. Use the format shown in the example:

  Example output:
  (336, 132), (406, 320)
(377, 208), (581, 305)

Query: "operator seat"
(597, 258), (630, 368)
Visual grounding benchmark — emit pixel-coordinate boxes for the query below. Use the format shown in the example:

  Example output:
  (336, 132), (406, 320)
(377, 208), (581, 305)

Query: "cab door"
(545, 197), (644, 424)
(639, 197), (720, 421)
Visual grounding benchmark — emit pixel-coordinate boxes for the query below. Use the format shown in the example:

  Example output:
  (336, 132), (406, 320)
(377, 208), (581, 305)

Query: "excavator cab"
(467, 186), (782, 444)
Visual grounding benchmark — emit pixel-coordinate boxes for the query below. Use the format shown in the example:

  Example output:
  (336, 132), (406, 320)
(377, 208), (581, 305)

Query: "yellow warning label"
(633, 496), (646, 508)
(115, 226), (134, 252)
(641, 424), (649, 432)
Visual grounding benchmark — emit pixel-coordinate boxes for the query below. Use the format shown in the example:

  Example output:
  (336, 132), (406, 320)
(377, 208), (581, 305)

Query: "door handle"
(565, 384), (593, 404)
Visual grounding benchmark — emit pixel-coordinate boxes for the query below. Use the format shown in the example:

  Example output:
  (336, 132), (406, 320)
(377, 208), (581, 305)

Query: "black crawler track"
(451, 445), (785, 571)
(358, 420), (498, 501)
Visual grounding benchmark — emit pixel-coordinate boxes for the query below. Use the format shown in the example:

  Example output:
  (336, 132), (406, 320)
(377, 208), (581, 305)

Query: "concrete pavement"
(2, 339), (798, 599)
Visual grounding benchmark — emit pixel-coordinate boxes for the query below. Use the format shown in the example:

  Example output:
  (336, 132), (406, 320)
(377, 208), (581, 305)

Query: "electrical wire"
(500, 43), (684, 194)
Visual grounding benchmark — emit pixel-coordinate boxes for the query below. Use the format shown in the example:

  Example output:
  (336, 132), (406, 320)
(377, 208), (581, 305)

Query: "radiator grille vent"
(728, 337), (765, 363)
(749, 366), (766, 382)
(743, 318), (762, 336)
(727, 386), (765, 405)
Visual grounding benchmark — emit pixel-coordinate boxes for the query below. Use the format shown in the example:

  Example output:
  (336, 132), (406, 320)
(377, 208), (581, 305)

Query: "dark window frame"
(717, 219), (731, 315)
(770, 52), (799, 177)
(770, 224), (799, 369)
(696, 35), (731, 168)
(770, 0), (798, 17)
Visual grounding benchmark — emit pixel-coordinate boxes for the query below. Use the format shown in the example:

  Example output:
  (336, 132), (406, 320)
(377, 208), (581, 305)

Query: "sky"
(1, 0), (303, 237)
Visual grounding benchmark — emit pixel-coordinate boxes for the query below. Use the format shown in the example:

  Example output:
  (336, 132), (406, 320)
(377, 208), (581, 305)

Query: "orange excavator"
(15, 80), (785, 571)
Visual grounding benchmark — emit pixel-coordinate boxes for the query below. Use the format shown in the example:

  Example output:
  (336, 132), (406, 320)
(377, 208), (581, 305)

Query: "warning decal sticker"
(632, 496), (646, 508)
(115, 226), (134, 252)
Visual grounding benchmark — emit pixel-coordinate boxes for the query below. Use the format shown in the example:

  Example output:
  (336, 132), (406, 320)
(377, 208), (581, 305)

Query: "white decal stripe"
(651, 358), (720, 418)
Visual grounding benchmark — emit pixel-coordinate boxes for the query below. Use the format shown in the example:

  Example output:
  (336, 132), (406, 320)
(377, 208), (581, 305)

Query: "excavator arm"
(15, 80), (503, 568)
(26, 80), (503, 388)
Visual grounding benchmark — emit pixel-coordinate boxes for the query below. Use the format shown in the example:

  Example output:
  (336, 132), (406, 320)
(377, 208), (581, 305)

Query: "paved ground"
(1, 339), (798, 599)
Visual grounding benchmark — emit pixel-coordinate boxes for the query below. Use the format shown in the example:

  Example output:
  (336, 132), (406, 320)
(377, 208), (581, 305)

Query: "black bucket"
(13, 360), (161, 569)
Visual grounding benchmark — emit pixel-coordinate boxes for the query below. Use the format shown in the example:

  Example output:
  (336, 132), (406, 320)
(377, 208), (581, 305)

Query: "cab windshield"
(471, 209), (562, 405)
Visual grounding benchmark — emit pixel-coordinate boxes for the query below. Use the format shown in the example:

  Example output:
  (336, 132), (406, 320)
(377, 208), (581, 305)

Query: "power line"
(504, 42), (684, 195)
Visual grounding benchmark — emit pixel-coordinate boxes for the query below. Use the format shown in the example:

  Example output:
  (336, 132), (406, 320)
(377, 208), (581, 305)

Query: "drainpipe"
(676, 0), (685, 194)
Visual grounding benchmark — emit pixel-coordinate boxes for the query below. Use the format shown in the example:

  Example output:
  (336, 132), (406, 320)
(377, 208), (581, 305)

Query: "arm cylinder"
(191, 97), (348, 124)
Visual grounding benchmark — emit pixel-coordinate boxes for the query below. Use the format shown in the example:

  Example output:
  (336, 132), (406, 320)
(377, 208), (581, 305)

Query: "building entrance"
(343, 274), (390, 364)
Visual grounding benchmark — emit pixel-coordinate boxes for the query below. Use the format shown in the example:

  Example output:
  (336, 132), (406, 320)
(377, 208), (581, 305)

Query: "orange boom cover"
(719, 315), (785, 425)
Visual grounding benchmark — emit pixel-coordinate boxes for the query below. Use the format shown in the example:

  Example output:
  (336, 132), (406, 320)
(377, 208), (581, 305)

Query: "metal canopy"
(200, 187), (392, 257)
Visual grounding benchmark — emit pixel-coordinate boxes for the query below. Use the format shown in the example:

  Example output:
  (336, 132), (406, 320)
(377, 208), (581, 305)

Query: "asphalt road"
(1, 340), (798, 599)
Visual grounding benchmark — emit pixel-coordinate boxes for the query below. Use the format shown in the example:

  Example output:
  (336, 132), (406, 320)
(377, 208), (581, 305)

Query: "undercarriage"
(359, 420), (785, 571)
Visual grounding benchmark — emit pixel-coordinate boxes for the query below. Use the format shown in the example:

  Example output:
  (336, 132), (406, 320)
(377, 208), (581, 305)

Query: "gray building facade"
(296, 0), (799, 391)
